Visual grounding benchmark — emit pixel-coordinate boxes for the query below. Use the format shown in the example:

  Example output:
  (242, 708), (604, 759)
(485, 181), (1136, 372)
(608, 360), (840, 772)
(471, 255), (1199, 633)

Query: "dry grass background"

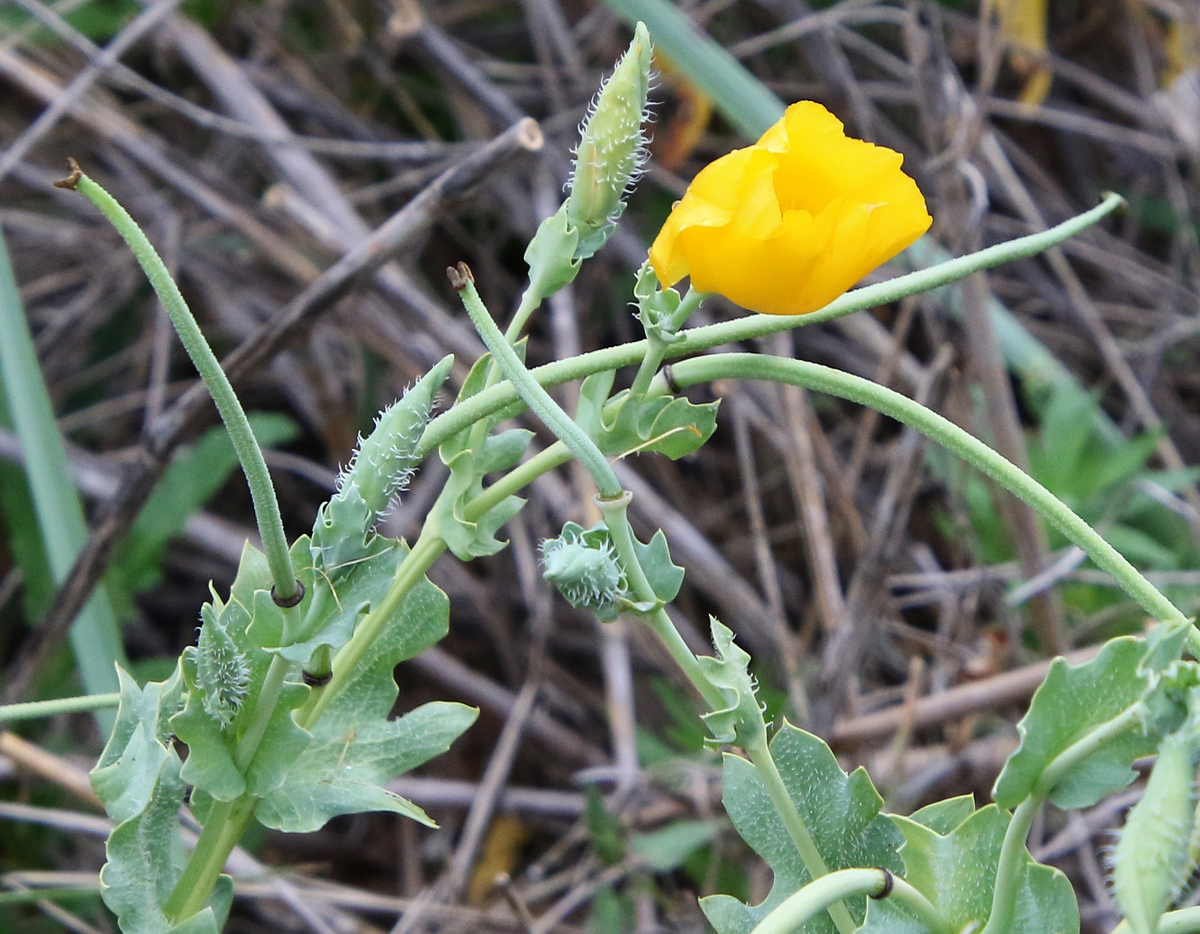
(1, 0), (1199, 931)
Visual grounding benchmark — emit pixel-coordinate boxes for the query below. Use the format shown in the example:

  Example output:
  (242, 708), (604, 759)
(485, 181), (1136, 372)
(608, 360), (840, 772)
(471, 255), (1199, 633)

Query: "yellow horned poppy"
(649, 101), (932, 316)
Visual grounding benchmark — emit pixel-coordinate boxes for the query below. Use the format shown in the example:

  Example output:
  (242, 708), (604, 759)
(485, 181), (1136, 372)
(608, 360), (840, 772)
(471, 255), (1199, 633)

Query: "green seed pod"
(335, 354), (453, 524)
(564, 22), (652, 260)
(541, 523), (627, 620)
(1112, 728), (1198, 934)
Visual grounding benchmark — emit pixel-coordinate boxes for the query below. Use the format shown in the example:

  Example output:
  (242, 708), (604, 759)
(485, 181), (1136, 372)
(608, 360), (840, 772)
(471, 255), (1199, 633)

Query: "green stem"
(667, 353), (1189, 630)
(233, 654), (292, 771)
(463, 441), (572, 522)
(1035, 702), (1145, 797)
(1111, 906), (1200, 934)
(592, 495), (723, 709)
(979, 795), (1041, 934)
(630, 288), (706, 397)
(0, 692), (120, 724)
(64, 166), (298, 602)
(297, 529), (447, 729)
(750, 868), (946, 934)
(164, 796), (255, 923)
(164, 657), (298, 922)
(663, 286), (708, 335)
(594, 449), (845, 930)
(982, 703), (1143, 934)
(419, 195), (1126, 462)
(453, 271), (624, 500)
(504, 282), (544, 344)
(744, 731), (858, 934)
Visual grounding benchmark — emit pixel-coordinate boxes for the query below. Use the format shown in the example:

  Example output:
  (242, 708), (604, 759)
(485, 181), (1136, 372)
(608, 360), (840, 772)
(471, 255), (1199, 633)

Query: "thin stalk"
(0, 692), (120, 725)
(663, 286), (708, 335)
(59, 164), (297, 602)
(463, 441), (572, 523)
(1035, 702), (1145, 797)
(418, 197), (1126, 459)
(982, 704), (1144, 934)
(629, 287), (706, 397)
(451, 267), (624, 500)
(642, 606), (725, 708)
(163, 796), (255, 923)
(1111, 906), (1200, 934)
(667, 353), (1190, 631)
(750, 868), (946, 934)
(504, 282), (544, 343)
(592, 495), (723, 709)
(744, 731), (858, 934)
(297, 529), (447, 729)
(978, 795), (1041, 934)
(233, 654), (292, 771)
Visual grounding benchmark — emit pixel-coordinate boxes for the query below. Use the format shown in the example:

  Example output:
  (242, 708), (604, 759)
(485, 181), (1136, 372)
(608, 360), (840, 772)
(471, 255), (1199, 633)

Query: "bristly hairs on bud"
(333, 354), (454, 527)
(193, 605), (251, 726)
(565, 21), (653, 261)
(1111, 724), (1200, 934)
(540, 522), (629, 621)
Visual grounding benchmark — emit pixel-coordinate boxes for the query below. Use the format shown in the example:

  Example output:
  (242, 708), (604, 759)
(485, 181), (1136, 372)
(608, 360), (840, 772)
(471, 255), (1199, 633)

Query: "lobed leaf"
(256, 556), (474, 831)
(862, 806), (1078, 934)
(700, 724), (903, 934)
(577, 371), (719, 461)
(90, 666), (229, 933)
(255, 702), (477, 832)
(992, 637), (1156, 809)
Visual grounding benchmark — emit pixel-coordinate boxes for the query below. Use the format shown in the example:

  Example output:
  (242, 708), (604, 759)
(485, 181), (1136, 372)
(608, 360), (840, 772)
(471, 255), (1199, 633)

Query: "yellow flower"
(649, 101), (932, 316)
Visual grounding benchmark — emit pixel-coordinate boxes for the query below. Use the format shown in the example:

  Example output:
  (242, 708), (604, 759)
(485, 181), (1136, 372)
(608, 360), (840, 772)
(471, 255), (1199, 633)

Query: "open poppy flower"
(649, 101), (932, 316)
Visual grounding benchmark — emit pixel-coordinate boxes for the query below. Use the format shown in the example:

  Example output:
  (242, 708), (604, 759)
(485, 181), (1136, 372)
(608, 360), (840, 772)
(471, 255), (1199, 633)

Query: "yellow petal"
(648, 100), (932, 316)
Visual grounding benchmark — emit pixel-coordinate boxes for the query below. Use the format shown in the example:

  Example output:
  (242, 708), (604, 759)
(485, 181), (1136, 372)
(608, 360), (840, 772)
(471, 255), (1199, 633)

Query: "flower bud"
(193, 604), (250, 726)
(541, 522), (628, 621)
(565, 22), (652, 260)
(335, 355), (453, 524)
(1112, 728), (1198, 934)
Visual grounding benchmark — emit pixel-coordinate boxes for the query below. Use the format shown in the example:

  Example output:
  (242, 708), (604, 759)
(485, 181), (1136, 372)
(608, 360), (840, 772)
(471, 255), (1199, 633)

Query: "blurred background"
(1, 0), (1199, 930)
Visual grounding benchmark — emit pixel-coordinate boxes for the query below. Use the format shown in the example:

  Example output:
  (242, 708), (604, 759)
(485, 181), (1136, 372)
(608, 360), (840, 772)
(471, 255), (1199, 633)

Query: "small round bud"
(541, 523), (628, 619)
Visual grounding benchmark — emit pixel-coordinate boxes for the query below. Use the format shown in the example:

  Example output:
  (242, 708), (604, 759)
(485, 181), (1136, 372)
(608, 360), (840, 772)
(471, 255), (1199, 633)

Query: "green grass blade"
(0, 226), (125, 728)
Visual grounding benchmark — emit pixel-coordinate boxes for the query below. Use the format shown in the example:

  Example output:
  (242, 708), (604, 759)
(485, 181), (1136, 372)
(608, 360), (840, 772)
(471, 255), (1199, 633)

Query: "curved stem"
(1035, 702), (1145, 797)
(630, 287), (706, 396)
(0, 693), (120, 725)
(593, 495), (724, 710)
(751, 868), (948, 934)
(65, 167), (297, 601)
(979, 795), (1041, 934)
(749, 868), (890, 934)
(667, 353), (1189, 630)
(419, 195), (1126, 464)
(453, 271), (624, 500)
(982, 704), (1144, 934)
